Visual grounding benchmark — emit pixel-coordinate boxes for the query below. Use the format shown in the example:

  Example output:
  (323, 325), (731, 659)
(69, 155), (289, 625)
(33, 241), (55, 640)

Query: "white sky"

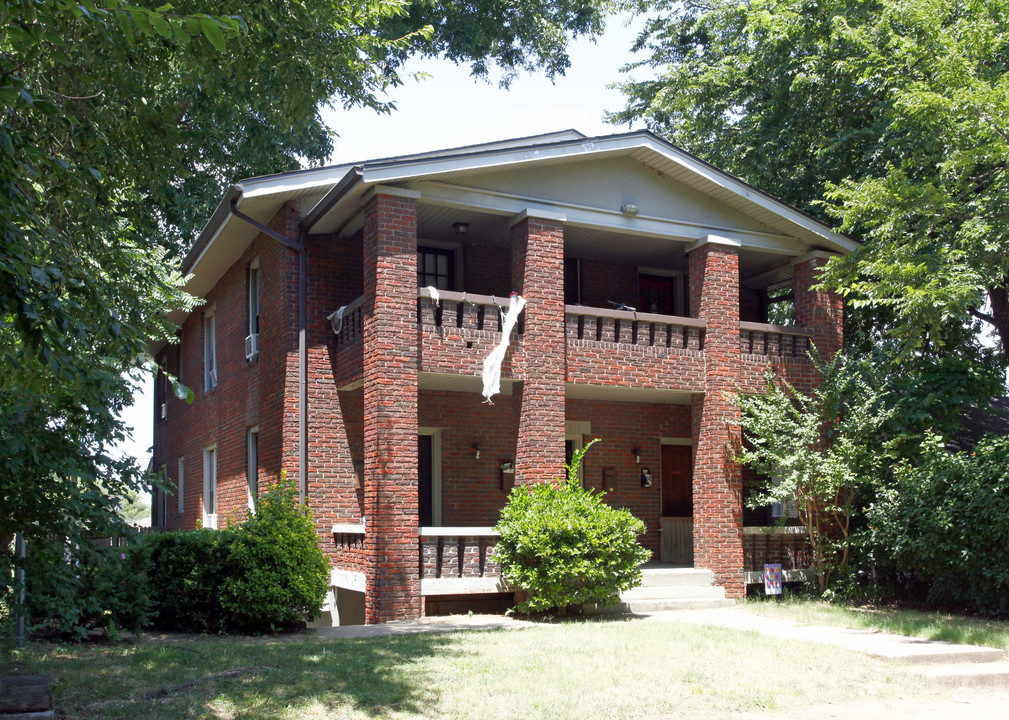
(113, 13), (650, 475)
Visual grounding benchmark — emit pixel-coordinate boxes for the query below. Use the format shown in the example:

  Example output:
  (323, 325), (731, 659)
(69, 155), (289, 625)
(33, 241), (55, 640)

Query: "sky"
(112, 12), (651, 477)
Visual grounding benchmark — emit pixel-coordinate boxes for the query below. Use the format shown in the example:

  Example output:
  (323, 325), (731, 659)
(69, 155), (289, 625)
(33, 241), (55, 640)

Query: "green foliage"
(494, 441), (650, 613)
(143, 528), (236, 633)
(145, 481), (328, 633)
(1, 0), (611, 638)
(220, 481), (329, 631)
(735, 352), (895, 592)
(18, 535), (150, 641)
(616, 0), (1009, 361)
(866, 433), (1009, 617)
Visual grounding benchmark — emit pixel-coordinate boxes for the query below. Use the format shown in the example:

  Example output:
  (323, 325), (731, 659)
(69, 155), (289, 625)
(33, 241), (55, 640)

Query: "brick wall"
(689, 242), (744, 598)
(794, 255), (843, 360)
(153, 202), (300, 530)
(361, 191), (421, 623)
(511, 217), (566, 485)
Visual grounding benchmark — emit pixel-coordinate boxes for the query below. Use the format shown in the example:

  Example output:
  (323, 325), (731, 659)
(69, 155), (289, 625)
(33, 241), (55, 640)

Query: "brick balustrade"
(565, 305), (706, 350)
(419, 528), (501, 580)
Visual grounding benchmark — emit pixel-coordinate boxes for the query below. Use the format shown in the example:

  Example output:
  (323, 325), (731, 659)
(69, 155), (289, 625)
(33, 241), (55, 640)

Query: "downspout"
(228, 166), (363, 504)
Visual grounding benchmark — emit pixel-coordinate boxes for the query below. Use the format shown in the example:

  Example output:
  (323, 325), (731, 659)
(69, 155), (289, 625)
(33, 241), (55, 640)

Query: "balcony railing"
(418, 288), (518, 334)
(565, 305), (706, 350)
(739, 321), (814, 359)
(419, 527), (505, 594)
(331, 295), (366, 348)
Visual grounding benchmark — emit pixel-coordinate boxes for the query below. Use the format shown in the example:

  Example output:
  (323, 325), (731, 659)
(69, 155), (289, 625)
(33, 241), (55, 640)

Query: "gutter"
(227, 165), (364, 504)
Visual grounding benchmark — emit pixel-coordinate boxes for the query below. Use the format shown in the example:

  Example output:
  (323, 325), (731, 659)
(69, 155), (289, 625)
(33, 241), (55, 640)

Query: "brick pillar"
(688, 237), (744, 598)
(793, 252), (844, 360)
(362, 189), (420, 624)
(511, 213), (566, 485)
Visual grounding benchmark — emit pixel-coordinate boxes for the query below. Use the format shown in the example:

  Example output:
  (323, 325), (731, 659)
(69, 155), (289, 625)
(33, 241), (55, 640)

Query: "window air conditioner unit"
(159, 402), (167, 420)
(209, 369), (217, 388)
(245, 333), (259, 360)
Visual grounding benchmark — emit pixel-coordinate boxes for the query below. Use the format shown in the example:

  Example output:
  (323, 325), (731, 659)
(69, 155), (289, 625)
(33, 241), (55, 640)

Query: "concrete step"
(916, 661), (1009, 689)
(595, 597), (736, 614)
(882, 643), (1003, 665)
(620, 584), (727, 601)
(639, 568), (715, 588)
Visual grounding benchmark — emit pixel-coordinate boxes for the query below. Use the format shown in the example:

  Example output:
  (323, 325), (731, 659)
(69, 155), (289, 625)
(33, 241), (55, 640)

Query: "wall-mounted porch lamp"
(472, 442), (481, 460)
(631, 447), (641, 464)
(453, 221), (470, 235)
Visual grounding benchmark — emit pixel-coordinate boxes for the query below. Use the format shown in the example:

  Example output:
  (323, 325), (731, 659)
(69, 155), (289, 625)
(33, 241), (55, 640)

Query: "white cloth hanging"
(326, 306), (347, 335)
(481, 294), (526, 403)
(425, 286), (441, 306)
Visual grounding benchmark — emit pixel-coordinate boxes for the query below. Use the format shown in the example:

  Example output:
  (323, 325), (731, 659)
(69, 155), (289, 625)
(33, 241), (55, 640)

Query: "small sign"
(764, 563), (783, 595)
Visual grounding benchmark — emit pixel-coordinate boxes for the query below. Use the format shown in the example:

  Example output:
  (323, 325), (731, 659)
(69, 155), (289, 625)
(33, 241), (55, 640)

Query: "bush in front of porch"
(494, 441), (651, 614)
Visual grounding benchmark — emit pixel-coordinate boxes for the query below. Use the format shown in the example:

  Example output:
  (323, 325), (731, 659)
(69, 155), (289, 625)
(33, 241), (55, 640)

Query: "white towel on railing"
(481, 294), (526, 403)
(426, 286), (441, 306)
(326, 306), (346, 335)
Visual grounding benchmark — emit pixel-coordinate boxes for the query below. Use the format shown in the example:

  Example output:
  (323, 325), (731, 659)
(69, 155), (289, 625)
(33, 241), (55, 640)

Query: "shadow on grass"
(36, 629), (475, 720)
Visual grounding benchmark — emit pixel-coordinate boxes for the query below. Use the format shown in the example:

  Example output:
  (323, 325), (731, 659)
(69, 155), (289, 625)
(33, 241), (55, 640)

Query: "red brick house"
(150, 130), (850, 625)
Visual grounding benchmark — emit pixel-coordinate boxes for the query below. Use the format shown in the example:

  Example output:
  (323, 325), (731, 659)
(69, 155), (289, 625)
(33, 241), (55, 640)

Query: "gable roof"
(177, 129), (855, 317)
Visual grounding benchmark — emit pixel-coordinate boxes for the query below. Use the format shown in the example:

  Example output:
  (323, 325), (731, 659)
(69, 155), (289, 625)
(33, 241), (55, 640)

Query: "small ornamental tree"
(494, 441), (651, 614)
(734, 352), (894, 592)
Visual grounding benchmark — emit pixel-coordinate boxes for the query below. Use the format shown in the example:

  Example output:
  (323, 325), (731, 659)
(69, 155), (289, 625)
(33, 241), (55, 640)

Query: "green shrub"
(144, 480), (327, 632)
(144, 528), (235, 633)
(494, 441), (651, 614)
(20, 533), (150, 641)
(866, 433), (1009, 616)
(220, 481), (329, 631)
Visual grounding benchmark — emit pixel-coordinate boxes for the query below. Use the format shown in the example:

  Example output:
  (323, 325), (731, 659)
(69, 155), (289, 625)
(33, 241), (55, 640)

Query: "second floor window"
(204, 309), (217, 391)
(418, 246), (456, 291)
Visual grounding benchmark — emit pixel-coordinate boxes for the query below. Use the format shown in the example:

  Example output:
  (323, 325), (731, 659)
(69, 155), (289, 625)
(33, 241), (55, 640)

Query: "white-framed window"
(204, 307), (217, 391)
(203, 445), (217, 529)
(176, 456), (185, 515)
(770, 476), (799, 519)
(156, 464), (167, 527)
(247, 259), (260, 360)
(247, 426), (259, 512)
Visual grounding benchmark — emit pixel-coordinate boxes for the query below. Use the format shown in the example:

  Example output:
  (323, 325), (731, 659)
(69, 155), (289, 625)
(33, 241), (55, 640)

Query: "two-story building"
(151, 130), (850, 625)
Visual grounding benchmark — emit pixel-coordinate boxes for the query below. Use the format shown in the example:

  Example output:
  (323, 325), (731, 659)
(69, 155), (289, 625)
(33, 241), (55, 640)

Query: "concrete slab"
(314, 614), (534, 640)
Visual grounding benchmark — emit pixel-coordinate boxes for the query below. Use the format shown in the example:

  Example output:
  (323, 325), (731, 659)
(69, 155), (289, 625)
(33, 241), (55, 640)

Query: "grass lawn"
(15, 618), (935, 720)
(746, 596), (1009, 656)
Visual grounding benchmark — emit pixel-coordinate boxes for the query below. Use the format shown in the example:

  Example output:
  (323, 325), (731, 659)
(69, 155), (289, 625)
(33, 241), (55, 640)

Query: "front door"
(639, 274), (675, 315)
(660, 444), (693, 563)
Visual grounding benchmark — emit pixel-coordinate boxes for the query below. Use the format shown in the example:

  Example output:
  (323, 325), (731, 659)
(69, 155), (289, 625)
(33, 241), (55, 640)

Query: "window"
(764, 285), (796, 325)
(247, 426), (259, 512)
(156, 464), (167, 527)
(418, 246), (456, 291)
(203, 445), (217, 529)
(176, 456), (185, 514)
(247, 259), (260, 360)
(204, 308), (217, 391)
(770, 476), (799, 520)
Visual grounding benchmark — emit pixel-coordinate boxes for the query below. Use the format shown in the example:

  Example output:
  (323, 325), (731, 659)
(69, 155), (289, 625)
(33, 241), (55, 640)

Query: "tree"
(734, 353), (894, 592)
(1, 0), (612, 631)
(614, 0), (1009, 362)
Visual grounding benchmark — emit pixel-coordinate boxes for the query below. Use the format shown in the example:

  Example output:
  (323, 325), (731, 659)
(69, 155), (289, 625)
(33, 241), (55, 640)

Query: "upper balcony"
(330, 286), (815, 395)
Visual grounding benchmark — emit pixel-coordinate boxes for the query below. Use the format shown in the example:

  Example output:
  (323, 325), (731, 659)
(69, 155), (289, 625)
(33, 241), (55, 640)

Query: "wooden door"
(639, 274), (675, 315)
(660, 444), (693, 564)
(661, 444), (692, 516)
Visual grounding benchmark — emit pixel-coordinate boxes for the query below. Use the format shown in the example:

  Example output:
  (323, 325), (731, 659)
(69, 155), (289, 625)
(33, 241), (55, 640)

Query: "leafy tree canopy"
(614, 0), (1009, 361)
(0, 0), (612, 601)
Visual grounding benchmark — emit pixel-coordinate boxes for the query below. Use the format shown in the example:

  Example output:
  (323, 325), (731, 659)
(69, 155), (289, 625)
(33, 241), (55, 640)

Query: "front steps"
(592, 567), (735, 614)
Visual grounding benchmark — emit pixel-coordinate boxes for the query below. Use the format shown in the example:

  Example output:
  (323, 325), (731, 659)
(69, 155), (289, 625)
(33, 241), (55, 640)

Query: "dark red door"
(639, 274), (675, 315)
(661, 444), (692, 517)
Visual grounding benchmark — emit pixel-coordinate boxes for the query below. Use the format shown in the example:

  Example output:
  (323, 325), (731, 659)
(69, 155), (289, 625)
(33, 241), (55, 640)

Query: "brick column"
(362, 189), (420, 624)
(688, 236), (744, 598)
(511, 212), (566, 485)
(793, 252), (844, 360)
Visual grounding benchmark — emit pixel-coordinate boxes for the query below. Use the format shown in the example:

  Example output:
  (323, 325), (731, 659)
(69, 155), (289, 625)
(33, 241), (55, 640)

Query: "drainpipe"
(228, 167), (363, 504)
